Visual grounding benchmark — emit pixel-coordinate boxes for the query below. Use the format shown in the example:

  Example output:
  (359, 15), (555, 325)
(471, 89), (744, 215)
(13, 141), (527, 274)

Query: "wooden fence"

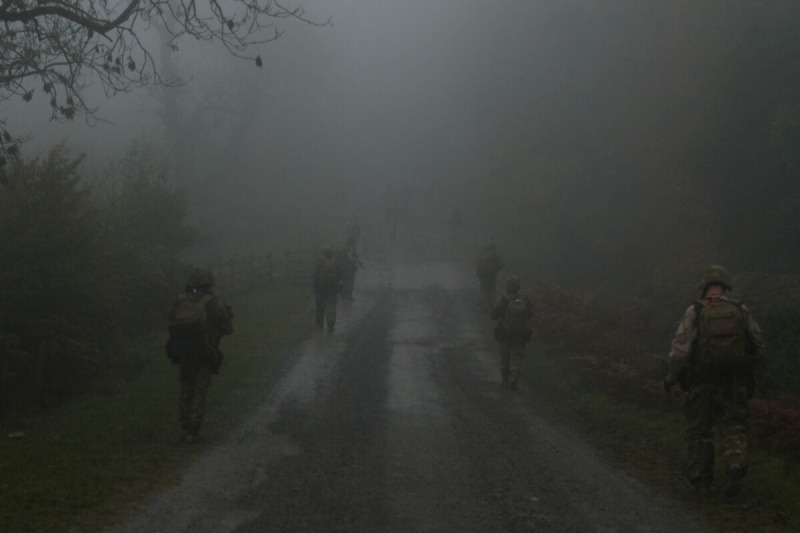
(208, 250), (317, 292)
(285, 249), (315, 287)
(209, 253), (274, 294)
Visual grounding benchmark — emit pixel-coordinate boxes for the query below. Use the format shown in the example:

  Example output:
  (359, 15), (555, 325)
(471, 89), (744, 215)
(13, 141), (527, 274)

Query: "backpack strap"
(692, 300), (703, 331)
(198, 293), (215, 322)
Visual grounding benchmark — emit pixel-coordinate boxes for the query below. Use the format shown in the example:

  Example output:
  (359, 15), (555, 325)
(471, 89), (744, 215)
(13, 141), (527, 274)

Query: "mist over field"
(5, 1), (797, 288)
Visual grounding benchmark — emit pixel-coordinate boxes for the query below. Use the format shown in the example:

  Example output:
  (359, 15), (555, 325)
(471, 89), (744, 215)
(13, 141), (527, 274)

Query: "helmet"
(699, 265), (733, 292)
(505, 275), (521, 293)
(188, 267), (215, 288)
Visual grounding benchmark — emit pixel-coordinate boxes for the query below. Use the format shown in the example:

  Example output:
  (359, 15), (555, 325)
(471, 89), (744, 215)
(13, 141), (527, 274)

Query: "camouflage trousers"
(684, 382), (749, 488)
(315, 290), (338, 329)
(498, 335), (527, 386)
(179, 357), (214, 437)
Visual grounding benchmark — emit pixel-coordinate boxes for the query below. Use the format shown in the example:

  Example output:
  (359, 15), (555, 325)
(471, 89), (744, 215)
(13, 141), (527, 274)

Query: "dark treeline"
(0, 143), (195, 412)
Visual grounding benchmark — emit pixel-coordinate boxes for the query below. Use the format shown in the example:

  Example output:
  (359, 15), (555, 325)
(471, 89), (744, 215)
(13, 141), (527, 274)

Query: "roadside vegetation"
(0, 142), (312, 531)
(523, 283), (800, 533)
(0, 286), (309, 533)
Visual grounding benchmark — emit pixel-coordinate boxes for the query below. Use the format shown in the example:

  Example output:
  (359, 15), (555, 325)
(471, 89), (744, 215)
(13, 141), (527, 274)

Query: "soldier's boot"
(686, 437), (715, 498)
(501, 369), (510, 389)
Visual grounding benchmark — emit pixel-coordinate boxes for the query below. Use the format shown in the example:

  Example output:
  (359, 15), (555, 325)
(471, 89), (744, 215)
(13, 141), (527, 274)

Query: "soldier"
(166, 268), (233, 443)
(337, 238), (364, 301)
(664, 265), (763, 499)
(313, 246), (343, 331)
(490, 276), (533, 391)
(476, 242), (504, 311)
(345, 215), (362, 249)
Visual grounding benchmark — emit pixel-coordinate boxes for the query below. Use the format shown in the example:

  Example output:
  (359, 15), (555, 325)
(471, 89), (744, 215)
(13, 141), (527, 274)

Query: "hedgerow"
(0, 143), (196, 415)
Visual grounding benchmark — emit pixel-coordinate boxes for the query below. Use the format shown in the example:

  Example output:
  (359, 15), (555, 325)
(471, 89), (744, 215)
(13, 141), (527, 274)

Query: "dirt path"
(113, 259), (708, 533)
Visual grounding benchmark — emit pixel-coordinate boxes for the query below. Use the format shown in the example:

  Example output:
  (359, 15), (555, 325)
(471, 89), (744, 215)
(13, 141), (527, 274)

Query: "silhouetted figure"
(490, 276), (533, 390)
(313, 246), (343, 331)
(664, 265), (763, 499)
(475, 242), (504, 311)
(166, 268), (233, 443)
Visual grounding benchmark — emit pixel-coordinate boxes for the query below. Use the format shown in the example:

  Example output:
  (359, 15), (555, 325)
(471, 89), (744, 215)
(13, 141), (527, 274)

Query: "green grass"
(523, 339), (800, 533)
(0, 285), (309, 533)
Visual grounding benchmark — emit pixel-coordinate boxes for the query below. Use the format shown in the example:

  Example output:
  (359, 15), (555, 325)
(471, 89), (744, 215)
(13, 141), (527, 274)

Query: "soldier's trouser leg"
(718, 383), (749, 472)
(498, 339), (511, 387)
(325, 292), (338, 329)
(685, 385), (716, 488)
(315, 294), (326, 327)
(508, 337), (527, 387)
(179, 361), (214, 436)
(478, 278), (495, 311)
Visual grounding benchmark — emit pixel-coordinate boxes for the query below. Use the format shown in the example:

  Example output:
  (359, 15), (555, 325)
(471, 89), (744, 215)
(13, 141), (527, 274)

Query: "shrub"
(0, 143), (197, 414)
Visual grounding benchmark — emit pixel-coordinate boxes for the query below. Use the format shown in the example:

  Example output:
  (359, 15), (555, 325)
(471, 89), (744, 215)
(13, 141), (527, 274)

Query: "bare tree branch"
(0, 0), (329, 167)
(0, 0), (141, 35)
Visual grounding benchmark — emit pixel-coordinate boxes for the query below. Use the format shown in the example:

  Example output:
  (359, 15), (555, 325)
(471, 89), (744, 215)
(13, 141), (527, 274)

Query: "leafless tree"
(0, 0), (328, 166)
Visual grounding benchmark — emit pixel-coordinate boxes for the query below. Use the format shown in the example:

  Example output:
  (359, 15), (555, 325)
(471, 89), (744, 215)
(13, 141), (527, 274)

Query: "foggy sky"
(3, 1), (771, 273)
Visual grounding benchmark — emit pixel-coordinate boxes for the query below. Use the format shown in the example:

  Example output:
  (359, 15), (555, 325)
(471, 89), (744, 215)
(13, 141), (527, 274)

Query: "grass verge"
(523, 339), (800, 533)
(0, 285), (309, 533)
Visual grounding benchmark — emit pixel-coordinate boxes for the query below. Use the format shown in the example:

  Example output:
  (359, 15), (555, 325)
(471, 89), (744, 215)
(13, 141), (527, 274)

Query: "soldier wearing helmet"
(490, 275), (533, 391)
(664, 265), (762, 499)
(336, 238), (364, 302)
(168, 267), (233, 443)
(313, 246), (343, 331)
(476, 242), (504, 312)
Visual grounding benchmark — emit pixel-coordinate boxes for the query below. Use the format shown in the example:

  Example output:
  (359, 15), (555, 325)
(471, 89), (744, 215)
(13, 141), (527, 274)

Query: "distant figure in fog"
(166, 268), (233, 443)
(491, 276), (533, 391)
(345, 215), (362, 249)
(475, 242), (504, 311)
(313, 246), (343, 331)
(337, 237), (364, 301)
(664, 265), (763, 499)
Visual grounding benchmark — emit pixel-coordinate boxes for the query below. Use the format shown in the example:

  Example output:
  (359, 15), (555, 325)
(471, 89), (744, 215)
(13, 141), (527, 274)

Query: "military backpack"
(504, 296), (531, 335)
(166, 293), (214, 363)
(318, 257), (340, 289)
(693, 298), (748, 375)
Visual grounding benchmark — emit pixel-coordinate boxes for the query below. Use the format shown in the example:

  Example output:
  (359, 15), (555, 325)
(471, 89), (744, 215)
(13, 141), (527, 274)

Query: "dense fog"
(5, 1), (800, 291)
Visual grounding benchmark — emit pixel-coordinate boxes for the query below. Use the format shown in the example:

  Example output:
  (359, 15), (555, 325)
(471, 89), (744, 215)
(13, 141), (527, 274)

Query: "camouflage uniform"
(490, 277), (533, 390)
(169, 269), (233, 441)
(314, 247), (343, 331)
(665, 266), (762, 496)
(476, 244), (504, 311)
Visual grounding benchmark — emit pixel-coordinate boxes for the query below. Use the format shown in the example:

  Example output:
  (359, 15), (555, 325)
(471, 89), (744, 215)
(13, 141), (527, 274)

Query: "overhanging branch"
(0, 0), (140, 34)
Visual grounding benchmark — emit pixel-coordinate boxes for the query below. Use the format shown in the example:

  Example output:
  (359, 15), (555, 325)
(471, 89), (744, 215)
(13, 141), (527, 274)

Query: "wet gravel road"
(114, 260), (708, 533)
